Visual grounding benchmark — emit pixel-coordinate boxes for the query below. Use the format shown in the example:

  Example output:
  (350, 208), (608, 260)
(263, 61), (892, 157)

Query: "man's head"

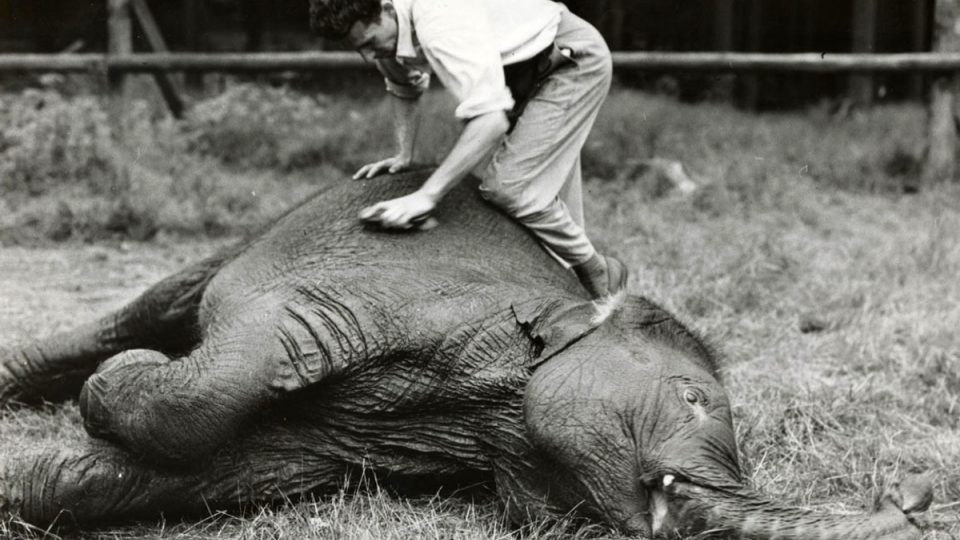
(309, 0), (398, 61)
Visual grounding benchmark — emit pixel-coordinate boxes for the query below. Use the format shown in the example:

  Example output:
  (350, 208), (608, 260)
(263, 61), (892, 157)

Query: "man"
(309, 0), (628, 302)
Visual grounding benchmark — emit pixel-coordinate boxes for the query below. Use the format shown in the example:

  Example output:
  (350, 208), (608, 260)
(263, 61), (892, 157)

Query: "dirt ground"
(0, 239), (228, 342)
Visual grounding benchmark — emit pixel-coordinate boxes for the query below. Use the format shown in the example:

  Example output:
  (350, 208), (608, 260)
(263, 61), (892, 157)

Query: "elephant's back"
(202, 169), (583, 312)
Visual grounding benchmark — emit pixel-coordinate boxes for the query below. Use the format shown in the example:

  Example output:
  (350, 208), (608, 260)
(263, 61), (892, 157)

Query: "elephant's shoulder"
(267, 282), (399, 392)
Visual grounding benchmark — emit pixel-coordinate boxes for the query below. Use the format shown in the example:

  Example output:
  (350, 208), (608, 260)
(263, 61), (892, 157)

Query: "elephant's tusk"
(650, 485), (670, 535)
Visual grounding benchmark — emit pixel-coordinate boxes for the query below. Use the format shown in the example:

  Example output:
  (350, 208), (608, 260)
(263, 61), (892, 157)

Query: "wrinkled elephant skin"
(0, 171), (932, 538)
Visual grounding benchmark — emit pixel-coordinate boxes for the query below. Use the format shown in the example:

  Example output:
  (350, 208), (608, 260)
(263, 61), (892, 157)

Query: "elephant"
(0, 170), (933, 538)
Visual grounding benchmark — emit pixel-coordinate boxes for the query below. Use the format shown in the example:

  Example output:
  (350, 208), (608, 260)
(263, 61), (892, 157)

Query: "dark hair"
(309, 0), (383, 39)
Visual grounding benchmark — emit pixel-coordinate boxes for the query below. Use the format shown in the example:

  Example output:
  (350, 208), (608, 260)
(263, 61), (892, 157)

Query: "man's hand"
(358, 190), (436, 229)
(353, 155), (414, 180)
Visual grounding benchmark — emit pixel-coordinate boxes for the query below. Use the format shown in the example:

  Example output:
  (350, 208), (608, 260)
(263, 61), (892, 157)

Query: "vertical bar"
(923, 0), (960, 184)
(923, 74), (959, 184)
(743, 0), (762, 109)
(805, 0), (819, 95)
(715, 0), (735, 50)
(183, 0), (203, 89)
(910, 0), (931, 100)
(31, 0), (55, 52)
(606, 0), (626, 50)
(108, 0), (132, 57)
(242, 0), (265, 52)
(849, 0), (877, 105)
(714, 0), (736, 103)
(107, 0), (133, 135)
(129, 0), (185, 118)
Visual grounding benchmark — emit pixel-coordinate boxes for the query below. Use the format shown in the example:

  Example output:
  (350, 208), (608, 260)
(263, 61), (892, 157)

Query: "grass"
(0, 81), (958, 538)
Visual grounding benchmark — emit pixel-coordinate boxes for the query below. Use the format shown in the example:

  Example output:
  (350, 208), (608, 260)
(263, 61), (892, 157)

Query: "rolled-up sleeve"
(376, 58), (431, 100)
(412, 0), (514, 120)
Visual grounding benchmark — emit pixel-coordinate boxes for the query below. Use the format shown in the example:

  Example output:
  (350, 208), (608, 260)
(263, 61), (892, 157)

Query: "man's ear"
(512, 298), (602, 368)
(381, 2), (395, 16)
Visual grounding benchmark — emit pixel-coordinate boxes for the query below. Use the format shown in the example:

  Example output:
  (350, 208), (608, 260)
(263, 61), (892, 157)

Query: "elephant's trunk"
(663, 474), (932, 540)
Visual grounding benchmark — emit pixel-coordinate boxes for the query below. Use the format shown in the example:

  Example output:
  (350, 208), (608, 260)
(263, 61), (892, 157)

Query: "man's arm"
(392, 93), (421, 164)
(420, 110), (507, 201)
(354, 93), (423, 179)
(359, 109), (509, 228)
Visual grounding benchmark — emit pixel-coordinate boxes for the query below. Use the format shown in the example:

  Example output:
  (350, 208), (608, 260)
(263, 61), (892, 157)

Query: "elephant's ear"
(512, 298), (601, 368)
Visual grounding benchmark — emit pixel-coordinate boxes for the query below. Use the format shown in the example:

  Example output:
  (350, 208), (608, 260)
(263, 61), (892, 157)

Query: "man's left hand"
(358, 190), (437, 229)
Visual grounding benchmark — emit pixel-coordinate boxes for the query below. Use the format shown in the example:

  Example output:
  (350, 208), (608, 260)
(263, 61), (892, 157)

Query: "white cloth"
(376, 0), (564, 119)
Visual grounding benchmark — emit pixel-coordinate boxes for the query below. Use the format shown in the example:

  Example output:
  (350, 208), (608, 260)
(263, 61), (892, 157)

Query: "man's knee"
(480, 182), (526, 217)
(481, 186), (575, 233)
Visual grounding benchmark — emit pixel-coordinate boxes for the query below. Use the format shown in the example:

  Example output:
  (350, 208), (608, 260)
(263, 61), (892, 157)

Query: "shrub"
(0, 83), (937, 243)
(0, 89), (113, 196)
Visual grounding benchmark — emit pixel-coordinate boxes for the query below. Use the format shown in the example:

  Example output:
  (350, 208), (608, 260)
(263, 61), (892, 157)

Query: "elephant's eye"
(683, 388), (706, 406)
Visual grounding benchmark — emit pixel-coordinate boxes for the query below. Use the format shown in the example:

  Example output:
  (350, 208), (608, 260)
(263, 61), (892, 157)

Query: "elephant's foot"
(0, 438), (208, 528)
(78, 346), (276, 464)
(0, 423), (358, 528)
(79, 349), (170, 440)
(0, 442), (90, 527)
(79, 349), (201, 463)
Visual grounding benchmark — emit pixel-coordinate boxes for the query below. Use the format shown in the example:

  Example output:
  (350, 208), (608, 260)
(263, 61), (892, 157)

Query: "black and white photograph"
(0, 1), (958, 538)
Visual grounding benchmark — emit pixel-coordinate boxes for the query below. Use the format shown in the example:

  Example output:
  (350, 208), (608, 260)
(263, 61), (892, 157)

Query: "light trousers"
(479, 8), (612, 265)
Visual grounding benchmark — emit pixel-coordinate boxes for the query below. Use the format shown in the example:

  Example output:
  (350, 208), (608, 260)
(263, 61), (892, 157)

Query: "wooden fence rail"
(6, 52), (960, 74)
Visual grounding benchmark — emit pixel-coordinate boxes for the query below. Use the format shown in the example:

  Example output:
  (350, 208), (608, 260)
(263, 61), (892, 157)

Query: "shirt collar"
(385, 0), (418, 59)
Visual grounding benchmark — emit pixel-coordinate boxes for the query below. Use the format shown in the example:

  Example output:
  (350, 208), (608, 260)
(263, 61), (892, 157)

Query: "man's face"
(346, 7), (398, 63)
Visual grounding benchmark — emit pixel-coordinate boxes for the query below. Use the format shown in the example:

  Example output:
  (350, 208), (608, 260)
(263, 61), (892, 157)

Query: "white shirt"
(376, 0), (565, 120)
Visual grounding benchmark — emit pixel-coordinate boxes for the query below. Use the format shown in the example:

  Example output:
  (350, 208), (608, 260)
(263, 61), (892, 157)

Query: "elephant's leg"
(0, 249), (235, 404)
(3, 428), (344, 527)
(77, 284), (385, 464)
(77, 302), (292, 463)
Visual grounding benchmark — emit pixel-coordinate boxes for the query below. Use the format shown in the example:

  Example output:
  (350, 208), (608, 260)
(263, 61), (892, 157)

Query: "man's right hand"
(353, 155), (414, 180)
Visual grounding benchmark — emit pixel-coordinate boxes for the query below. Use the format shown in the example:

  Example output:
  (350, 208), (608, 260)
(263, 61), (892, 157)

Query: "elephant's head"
(519, 296), (931, 539)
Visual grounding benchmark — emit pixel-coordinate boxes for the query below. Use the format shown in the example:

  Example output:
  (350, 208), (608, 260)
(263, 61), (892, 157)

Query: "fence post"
(924, 0), (960, 184)
(183, 0), (204, 89)
(910, 0), (932, 100)
(743, 0), (762, 109)
(713, 0), (735, 102)
(107, 0), (133, 137)
(849, 0), (877, 105)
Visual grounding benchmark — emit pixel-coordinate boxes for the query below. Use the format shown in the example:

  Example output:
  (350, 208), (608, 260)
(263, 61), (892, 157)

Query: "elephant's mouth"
(640, 472), (734, 537)
(640, 473), (686, 537)
(648, 475), (673, 535)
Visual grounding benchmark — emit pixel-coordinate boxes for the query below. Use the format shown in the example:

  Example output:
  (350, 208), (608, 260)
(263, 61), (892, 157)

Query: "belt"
(503, 43), (574, 130)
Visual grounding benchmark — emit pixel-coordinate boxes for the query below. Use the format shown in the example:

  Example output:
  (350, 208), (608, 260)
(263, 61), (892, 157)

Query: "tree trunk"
(924, 0), (960, 184)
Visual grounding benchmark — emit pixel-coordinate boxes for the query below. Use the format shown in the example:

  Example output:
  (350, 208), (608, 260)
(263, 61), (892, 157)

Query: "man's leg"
(558, 156), (585, 228)
(480, 10), (626, 300)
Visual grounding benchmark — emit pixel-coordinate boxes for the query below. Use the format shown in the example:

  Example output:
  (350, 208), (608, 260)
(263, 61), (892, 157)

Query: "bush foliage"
(0, 81), (931, 243)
